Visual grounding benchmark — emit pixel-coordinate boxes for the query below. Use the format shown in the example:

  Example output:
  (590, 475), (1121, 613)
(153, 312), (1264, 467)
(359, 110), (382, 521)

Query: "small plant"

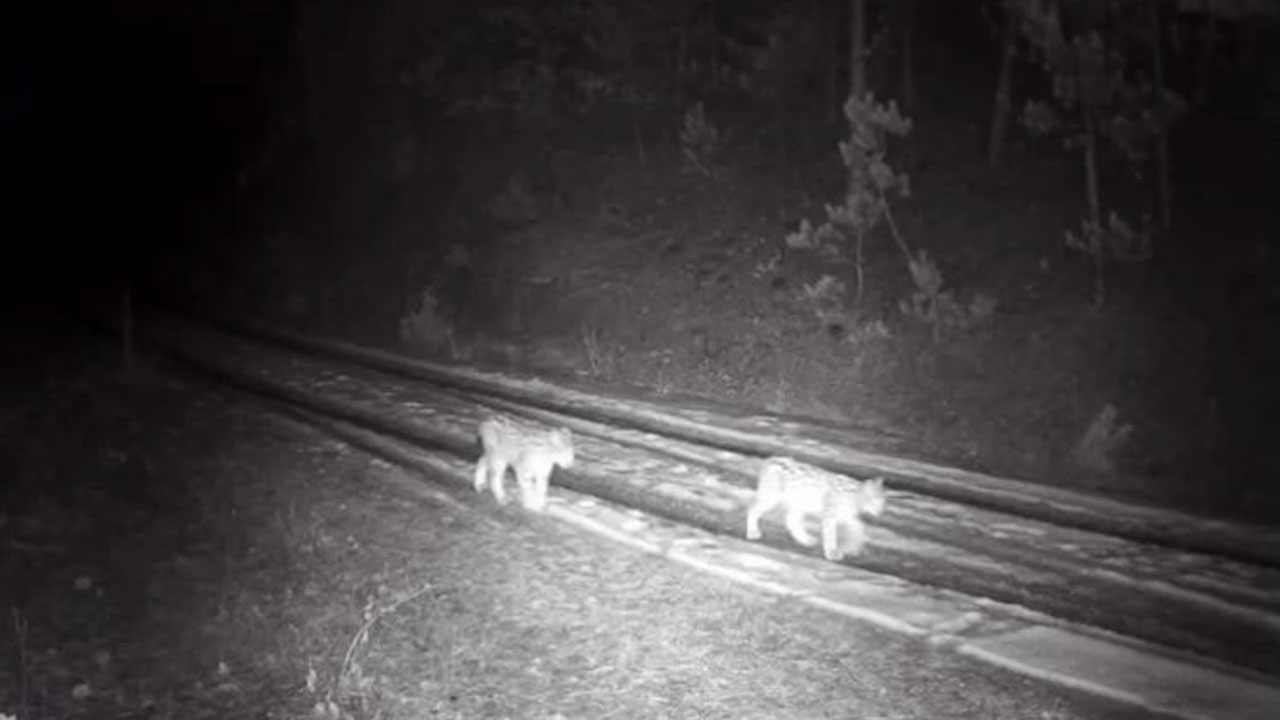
(846, 319), (891, 343)
(828, 93), (913, 305)
(784, 92), (915, 311)
(1071, 403), (1134, 474)
(799, 274), (853, 328)
(786, 92), (994, 343)
(580, 325), (614, 379)
(11, 607), (28, 720)
(784, 218), (844, 259)
(679, 101), (723, 178)
(898, 251), (998, 341)
(399, 288), (464, 359)
(652, 349), (675, 396)
(312, 582), (436, 719)
(489, 170), (539, 226)
(1063, 212), (1152, 307)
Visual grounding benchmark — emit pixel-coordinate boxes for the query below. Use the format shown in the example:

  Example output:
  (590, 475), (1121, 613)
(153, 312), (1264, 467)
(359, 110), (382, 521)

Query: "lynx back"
(474, 415), (575, 512)
(745, 456), (885, 561)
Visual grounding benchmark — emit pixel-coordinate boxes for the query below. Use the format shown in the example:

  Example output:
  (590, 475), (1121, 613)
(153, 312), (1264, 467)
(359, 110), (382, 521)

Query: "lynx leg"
(746, 471), (783, 540)
(783, 506), (817, 547)
(488, 461), (510, 504)
(533, 471), (551, 512)
(516, 469), (540, 511)
(475, 422), (499, 495)
(745, 497), (775, 540)
(821, 518), (844, 561)
(843, 517), (867, 556)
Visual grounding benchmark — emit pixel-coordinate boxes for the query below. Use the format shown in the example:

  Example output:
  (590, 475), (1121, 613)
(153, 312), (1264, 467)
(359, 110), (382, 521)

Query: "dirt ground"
(0, 320), (1168, 719)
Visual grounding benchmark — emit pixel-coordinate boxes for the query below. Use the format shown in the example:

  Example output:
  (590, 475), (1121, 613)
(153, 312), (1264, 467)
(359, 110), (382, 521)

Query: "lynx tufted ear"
(862, 476), (887, 516)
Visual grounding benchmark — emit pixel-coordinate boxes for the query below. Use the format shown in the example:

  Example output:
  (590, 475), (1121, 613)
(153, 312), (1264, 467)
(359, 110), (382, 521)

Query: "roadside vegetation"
(164, 0), (1280, 520)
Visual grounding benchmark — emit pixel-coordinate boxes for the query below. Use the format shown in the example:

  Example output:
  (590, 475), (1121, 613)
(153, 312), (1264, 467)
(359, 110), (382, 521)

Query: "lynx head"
(549, 427), (575, 467)
(860, 477), (886, 517)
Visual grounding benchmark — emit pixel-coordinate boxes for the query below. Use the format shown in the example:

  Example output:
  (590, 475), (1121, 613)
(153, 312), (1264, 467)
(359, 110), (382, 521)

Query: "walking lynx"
(474, 415), (575, 512)
(745, 456), (886, 561)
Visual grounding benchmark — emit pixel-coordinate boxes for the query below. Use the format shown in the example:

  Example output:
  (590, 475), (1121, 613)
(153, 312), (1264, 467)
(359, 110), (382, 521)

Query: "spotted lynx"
(745, 456), (886, 561)
(473, 415), (575, 512)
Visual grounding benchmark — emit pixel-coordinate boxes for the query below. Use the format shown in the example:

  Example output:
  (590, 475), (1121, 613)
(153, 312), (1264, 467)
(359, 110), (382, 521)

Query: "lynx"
(745, 456), (886, 561)
(473, 415), (575, 512)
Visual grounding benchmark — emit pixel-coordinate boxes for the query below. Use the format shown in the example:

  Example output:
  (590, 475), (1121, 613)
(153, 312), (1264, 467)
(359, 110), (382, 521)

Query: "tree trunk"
(849, 0), (866, 102)
(1084, 110), (1105, 308)
(709, 5), (721, 88)
(846, 0), (868, 202)
(676, 4), (689, 80)
(1236, 12), (1258, 72)
(987, 0), (1017, 167)
(122, 280), (134, 371)
(1195, 6), (1219, 103)
(900, 0), (915, 110)
(827, 0), (840, 123)
(1150, 0), (1172, 229)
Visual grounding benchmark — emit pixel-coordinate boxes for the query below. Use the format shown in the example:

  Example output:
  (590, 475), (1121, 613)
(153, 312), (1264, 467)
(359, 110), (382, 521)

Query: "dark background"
(6, 0), (1278, 516)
